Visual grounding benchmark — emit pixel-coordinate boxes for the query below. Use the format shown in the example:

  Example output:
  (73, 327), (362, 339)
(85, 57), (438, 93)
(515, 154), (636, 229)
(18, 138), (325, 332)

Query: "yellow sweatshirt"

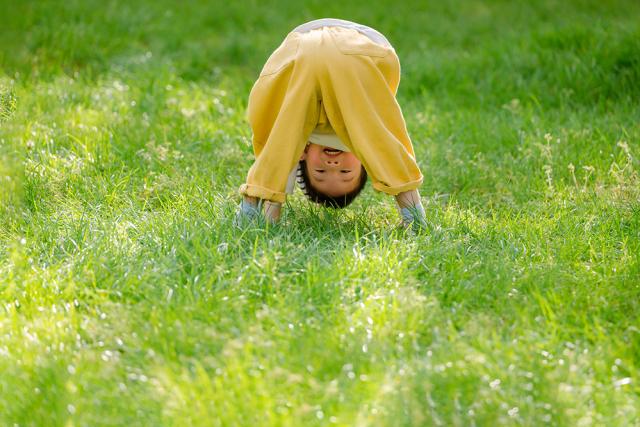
(240, 19), (423, 203)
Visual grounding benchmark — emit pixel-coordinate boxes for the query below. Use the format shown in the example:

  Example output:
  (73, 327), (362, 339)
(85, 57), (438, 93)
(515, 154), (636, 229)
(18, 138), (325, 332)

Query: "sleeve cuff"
(239, 183), (287, 203)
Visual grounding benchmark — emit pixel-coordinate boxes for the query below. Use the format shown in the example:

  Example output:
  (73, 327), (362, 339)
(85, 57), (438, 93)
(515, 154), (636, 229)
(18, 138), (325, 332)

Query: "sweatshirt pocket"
(329, 27), (392, 58)
(259, 32), (301, 77)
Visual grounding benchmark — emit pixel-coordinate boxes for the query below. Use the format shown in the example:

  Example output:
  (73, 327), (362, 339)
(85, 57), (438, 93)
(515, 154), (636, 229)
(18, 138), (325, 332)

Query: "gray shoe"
(399, 205), (428, 230)
(233, 199), (263, 227)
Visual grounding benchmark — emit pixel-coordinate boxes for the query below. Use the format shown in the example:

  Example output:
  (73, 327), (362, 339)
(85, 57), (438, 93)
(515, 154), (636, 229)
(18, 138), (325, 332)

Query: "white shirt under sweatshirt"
(292, 18), (392, 48)
(284, 18), (392, 194)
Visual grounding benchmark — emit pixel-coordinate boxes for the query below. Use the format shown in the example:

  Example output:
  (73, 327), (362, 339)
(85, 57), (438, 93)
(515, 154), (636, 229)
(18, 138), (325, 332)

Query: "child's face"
(301, 144), (363, 197)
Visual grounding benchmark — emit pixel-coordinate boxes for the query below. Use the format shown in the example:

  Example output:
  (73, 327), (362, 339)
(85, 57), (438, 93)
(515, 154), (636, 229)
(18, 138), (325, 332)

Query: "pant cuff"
(239, 184), (287, 203)
(371, 177), (423, 196)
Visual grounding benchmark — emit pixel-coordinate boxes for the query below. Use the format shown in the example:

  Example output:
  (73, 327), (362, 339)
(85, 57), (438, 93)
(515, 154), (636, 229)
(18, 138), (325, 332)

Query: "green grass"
(1, 0), (639, 425)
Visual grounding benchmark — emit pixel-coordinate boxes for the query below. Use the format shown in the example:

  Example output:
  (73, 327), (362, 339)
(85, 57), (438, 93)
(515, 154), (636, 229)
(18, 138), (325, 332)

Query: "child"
(237, 18), (426, 227)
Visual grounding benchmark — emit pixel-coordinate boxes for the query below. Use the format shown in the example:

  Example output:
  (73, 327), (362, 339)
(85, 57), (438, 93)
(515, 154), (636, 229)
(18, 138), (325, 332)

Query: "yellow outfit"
(239, 22), (423, 203)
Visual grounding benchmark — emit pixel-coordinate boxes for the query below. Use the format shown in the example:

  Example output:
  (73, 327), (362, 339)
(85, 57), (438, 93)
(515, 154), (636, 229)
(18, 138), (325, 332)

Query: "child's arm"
(394, 189), (427, 228)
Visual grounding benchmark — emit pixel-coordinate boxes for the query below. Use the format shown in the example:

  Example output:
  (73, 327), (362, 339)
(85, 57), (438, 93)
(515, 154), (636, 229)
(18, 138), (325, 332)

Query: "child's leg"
(240, 33), (320, 204)
(317, 28), (423, 197)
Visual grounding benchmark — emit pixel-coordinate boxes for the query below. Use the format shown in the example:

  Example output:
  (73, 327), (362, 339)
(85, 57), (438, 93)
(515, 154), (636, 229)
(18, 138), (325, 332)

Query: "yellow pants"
(240, 26), (423, 203)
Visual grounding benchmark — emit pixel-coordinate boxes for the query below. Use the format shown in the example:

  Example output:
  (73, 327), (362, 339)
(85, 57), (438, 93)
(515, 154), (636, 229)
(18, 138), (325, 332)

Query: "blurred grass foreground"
(0, 0), (639, 425)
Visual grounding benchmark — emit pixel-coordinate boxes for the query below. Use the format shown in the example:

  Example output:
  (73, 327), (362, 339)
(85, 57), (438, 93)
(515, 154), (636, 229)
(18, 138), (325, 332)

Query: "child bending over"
(237, 18), (426, 227)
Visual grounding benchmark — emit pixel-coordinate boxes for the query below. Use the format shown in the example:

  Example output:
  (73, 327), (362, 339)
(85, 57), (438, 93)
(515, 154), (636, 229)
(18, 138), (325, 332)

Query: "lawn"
(1, 0), (639, 425)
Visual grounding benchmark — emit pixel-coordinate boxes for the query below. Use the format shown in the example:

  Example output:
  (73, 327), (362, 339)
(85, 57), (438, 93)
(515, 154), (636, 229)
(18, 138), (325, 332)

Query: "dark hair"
(297, 160), (368, 208)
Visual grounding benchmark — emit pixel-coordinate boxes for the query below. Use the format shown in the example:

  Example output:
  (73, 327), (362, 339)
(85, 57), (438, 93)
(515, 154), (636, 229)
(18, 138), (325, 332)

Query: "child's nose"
(325, 158), (340, 166)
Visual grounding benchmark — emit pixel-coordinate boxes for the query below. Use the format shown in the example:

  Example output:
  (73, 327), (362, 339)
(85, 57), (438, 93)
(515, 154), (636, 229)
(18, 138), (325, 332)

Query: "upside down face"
(301, 144), (363, 197)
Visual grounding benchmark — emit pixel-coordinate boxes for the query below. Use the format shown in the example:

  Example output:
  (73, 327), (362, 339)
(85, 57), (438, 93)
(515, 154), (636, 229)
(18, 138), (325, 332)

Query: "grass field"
(1, 0), (639, 425)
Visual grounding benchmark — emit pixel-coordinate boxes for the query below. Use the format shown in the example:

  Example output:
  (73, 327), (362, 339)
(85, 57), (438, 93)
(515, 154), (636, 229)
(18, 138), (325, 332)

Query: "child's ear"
(300, 144), (309, 160)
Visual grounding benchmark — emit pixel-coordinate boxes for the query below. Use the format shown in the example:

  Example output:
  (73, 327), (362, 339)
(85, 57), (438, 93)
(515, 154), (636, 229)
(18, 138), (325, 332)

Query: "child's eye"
(340, 170), (350, 174)
(315, 169), (325, 174)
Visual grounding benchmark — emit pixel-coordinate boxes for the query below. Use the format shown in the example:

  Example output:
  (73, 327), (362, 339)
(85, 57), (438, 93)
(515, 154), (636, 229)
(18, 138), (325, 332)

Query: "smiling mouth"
(323, 148), (342, 156)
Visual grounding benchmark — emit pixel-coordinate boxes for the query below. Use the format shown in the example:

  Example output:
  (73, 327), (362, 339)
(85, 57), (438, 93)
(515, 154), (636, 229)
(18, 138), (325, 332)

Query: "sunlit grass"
(1, 0), (639, 425)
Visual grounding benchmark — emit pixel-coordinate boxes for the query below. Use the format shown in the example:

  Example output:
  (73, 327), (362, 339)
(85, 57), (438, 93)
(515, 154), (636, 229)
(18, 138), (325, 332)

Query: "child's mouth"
(323, 148), (342, 156)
